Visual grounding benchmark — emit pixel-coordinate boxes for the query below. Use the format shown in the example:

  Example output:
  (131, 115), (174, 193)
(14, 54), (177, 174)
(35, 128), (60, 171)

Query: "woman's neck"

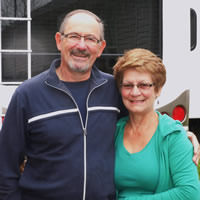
(127, 110), (158, 136)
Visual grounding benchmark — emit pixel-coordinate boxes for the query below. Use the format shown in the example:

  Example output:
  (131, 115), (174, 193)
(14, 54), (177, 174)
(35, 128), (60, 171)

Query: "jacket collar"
(45, 59), (107, 91)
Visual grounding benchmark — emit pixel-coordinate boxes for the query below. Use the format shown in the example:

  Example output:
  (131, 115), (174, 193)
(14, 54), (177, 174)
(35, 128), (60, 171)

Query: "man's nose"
(76, 37), (87, 49)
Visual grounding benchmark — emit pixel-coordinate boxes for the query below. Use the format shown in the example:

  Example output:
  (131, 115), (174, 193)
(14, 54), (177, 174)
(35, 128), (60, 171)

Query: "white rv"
(0, 0), (199, 139)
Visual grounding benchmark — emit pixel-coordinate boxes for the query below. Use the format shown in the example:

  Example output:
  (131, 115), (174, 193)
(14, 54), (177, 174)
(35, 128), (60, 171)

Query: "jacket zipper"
(45, 79), (107, 200)
(82, 79), (107, 200)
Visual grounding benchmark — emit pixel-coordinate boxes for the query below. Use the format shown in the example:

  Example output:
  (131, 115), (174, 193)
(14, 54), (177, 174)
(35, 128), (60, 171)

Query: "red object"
(172, 105), (185, 122)
(2, 116), (4, 124)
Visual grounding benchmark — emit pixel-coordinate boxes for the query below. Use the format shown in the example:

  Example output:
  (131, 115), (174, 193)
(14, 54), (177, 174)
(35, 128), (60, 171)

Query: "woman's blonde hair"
(113, 48), (166, 92)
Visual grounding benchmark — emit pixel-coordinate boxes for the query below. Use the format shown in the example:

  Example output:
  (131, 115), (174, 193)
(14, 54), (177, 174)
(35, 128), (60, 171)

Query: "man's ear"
(97, 40), (106, 57)
(55, 32), (62, 51)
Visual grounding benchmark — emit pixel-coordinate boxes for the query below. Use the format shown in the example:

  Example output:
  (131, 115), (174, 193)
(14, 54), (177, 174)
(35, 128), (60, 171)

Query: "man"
(0, 9), (199, 200)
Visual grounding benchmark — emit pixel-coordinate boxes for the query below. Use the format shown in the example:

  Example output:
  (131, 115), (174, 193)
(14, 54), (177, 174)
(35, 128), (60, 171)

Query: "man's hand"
(187, 131), (200, 165)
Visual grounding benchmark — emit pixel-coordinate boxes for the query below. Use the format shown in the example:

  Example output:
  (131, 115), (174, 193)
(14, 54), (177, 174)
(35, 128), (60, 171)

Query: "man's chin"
(69, 61), (91, 73)
(71, 65), (90, 73)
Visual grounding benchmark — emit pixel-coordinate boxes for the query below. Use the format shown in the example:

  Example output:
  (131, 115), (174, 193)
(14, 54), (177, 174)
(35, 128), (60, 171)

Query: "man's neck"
(56, 65), (91, 82)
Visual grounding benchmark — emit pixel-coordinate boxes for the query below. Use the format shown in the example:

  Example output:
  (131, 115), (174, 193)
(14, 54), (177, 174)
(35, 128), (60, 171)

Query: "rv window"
(1, 0), (162, 82)
(190, 8), (197, 51)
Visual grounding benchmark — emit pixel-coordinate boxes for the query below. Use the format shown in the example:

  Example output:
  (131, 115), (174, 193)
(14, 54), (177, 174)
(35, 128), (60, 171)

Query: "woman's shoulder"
(156, 111), (185, 136)
(156, 111), (192, 150)
(117, 116), (129, 126)
(115, 116), (129, 144)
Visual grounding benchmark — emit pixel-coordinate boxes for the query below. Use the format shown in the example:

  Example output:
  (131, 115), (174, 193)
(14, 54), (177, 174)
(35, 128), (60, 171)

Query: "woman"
(113, 48), (200, 200)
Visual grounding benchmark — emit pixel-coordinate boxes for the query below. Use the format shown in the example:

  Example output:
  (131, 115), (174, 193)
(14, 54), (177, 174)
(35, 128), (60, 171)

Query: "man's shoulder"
(99, 70), (114, 80)
(17, 59), (59, 93)
(92, 66), (114, 80)
(17, 69), (49, 94)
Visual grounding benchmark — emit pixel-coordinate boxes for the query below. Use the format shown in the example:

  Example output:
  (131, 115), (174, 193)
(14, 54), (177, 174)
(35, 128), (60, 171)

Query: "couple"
(0, 9), (199, 200)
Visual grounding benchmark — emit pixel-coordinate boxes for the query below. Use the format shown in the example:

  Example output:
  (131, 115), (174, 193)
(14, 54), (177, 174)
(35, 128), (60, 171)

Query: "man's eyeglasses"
(61, 32), (101, 46)
(121, 83), (155, 91)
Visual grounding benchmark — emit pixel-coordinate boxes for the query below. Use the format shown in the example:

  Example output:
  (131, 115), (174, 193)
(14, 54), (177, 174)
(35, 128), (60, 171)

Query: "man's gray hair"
(59, 9), (105, 40)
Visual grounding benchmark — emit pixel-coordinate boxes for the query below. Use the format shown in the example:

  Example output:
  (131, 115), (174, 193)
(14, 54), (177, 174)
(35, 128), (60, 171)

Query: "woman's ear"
(156, 87), (162, 99)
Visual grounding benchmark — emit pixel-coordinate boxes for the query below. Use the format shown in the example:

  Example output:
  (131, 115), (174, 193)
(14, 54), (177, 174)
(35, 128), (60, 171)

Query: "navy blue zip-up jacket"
(0, 59), (123, 200)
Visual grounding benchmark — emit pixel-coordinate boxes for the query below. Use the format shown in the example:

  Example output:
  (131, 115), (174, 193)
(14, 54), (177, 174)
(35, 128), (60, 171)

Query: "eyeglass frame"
(120, 82), (155, 91)
(60, 32), (102, 46)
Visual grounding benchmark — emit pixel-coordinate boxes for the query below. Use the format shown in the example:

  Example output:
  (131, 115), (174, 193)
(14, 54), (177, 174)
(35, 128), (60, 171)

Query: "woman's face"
(121, 68), (161, 115)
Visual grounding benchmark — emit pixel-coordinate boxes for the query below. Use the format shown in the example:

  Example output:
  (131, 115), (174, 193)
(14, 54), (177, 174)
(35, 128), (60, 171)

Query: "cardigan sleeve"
(0, 90), (27, 200)
(117, 128), (200, 200)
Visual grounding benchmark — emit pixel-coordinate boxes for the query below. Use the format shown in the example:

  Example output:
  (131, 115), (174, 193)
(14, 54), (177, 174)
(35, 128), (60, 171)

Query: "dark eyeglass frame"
(120, 82), (155, 91)
(61, 32), (101, 45)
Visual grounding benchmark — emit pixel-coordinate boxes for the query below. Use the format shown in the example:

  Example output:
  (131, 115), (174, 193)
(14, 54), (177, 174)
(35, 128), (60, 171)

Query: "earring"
(156, 96), (159, 105)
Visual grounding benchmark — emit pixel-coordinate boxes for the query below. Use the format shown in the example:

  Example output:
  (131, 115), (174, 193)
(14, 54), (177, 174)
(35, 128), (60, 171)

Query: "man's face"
(56, 13), (106, 74)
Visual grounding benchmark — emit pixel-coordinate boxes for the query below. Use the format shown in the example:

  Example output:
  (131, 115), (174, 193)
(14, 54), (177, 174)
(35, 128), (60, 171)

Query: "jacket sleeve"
(117, 128), (200, 200)
(0, 90), (27, 200)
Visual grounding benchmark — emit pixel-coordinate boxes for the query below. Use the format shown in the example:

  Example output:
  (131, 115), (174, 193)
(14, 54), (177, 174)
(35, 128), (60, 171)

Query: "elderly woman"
(113, 48), (200, 200)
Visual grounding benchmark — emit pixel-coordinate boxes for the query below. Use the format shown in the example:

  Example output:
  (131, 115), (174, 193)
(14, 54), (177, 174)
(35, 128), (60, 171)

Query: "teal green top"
(115, 122), (159, 196)
(114, 111), (200, 200)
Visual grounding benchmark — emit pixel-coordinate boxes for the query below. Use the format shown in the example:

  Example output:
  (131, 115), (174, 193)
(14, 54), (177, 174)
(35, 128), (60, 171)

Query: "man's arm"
(0, 90), (26, 200)
(187, 131), (200, 165)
